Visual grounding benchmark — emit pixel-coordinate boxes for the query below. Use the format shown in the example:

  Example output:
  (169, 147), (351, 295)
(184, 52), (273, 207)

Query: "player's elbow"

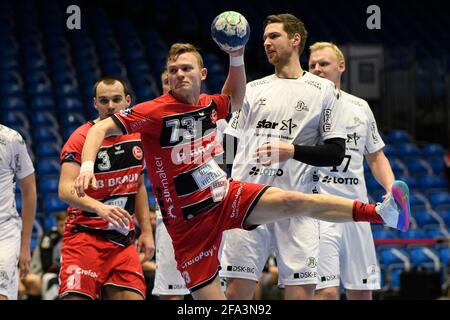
(325, 138), (346, 166)
(333, 148), (345, 166)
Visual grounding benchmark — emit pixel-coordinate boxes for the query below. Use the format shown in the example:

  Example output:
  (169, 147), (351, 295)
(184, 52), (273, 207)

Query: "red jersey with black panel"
(111, 92), (230, 231)
(60, 121), (145, 246)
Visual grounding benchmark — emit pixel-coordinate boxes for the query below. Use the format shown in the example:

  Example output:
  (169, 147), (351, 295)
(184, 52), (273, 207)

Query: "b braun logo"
(249, 166), (283, 177)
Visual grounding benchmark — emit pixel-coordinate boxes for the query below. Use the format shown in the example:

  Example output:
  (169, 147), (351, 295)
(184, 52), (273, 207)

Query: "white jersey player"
(220, 14), (349, 300)
(309, 42), (395, 300)
(0, 125), (37, 300)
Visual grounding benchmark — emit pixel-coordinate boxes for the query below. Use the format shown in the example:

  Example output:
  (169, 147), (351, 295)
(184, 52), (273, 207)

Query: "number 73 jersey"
(112, 93), (230, 227)
(314, 91), (385, 202)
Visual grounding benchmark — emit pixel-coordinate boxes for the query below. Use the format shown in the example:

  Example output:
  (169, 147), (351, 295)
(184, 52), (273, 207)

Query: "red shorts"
(59, 231), (146, 299)
(169, 180), (269, 292)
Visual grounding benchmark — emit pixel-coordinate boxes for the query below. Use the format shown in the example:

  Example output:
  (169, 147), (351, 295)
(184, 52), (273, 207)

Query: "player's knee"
(225, 279), (255, 300)
(315, 287), (339, 300)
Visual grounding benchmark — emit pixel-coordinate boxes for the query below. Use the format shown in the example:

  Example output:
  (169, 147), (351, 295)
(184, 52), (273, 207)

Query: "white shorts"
(220, 215), (319, 286)
(316, 221), (380, 290)
(0, 217), (21, 300)
(152, 216), (190, 296)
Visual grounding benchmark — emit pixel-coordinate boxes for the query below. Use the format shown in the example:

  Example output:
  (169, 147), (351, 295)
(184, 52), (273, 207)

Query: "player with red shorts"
(73, 44), (411, 300)
(58, 77), (154, 300)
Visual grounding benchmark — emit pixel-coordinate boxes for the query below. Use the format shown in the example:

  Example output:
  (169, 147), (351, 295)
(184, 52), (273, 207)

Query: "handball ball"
(211, 11), (250, 51)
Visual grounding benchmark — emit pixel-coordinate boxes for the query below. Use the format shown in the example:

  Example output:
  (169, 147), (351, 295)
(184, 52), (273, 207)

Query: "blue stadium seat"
(372, 228), (398, 240)
(397, 175), (418, 190)
(425, 225), (448, 239)
(388, 266), (404, 291)
(408, 246), (440, 269)
(44, 194), (67, 215)
(429, 192), (450, 208)
(58, 97), (83, 112)
(422, 143), (445, 158)
(379, 247), (410, 266)
(390, 158), (407, 176)
(36, 157), (60, 176)
(412, 210), (440, 228)
(30, 220), (44, 251)
(365, 175), (383, 192)
(55, 83), (79, 97)
(2, 111), (29, 129)
(15, 194), (22, 213)
(32, 111), (59, 127)
(406, 158), (432, 176)
(1, 97), (26, 111)
(437, 209), (450, 227)
(0, 81), (25, 96)
(34, 126), (62, 145)
(148, 194), (157, 209)
(418, 175), (449, 191)
(62, 125), (80, 141)
(38, 175), (59, 195)
(60, 112), (86, 127)
(36, 142), (60, 158)
(388, 130), (412, 144)
(396, 143), (422, 159)
(427, 157), (446, 176)
(399, 228), (428, 239)
(439, 247), (450, 266)
(409, 192), (428, 207)
(28, 80), (52, 96)
(31, 95), (55, 111)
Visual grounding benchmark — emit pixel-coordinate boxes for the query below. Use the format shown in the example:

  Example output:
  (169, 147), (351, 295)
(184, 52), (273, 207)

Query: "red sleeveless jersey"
(60, 121), (145, 245)
(112, 93), (230, 231)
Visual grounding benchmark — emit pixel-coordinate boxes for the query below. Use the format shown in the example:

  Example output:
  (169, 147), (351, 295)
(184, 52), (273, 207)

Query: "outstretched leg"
(247, 181), (410, 232)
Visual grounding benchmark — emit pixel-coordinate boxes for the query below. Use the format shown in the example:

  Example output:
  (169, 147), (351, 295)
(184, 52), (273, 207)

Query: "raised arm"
(72, 117), (122, 197)
(221, 48), (246, 112)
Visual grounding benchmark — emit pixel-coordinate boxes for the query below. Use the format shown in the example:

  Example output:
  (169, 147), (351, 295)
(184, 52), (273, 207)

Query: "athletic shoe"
(376, 180), (411, 232)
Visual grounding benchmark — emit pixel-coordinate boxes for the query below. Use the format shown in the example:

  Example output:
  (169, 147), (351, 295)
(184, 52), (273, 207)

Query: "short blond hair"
(167, 43), (204, 69)
(309, 42), (345, 64)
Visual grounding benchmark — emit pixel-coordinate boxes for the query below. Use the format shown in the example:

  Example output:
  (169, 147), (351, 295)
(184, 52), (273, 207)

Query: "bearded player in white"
(308, 42), (395, 300)
(220, 14), (348, 299)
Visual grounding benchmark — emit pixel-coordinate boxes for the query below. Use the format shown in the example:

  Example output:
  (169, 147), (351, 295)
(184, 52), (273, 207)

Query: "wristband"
(229, 55), (244, 67)
(80, 160), (94, 173)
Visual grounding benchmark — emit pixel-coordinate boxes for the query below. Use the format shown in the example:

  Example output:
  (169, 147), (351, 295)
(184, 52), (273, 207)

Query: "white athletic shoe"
(376, 180), (411, 232)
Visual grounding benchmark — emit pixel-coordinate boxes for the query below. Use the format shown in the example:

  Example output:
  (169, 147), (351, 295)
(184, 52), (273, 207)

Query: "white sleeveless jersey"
(314, 91), (385, 201)
(0, 125), (35, 223)
(225, 72), (346, 192)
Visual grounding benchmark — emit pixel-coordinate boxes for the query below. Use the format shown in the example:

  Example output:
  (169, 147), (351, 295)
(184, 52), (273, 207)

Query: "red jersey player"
(58, 77), (154, 300)
(73, 44), (411, 300)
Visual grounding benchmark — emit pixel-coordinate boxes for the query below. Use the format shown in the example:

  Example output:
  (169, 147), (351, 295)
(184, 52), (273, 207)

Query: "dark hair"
(93, 76), (130, 97)
(264, 13), (308, 55)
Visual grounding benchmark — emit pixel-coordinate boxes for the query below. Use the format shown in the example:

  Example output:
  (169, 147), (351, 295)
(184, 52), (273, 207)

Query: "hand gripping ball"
(211, 11), (250, 51)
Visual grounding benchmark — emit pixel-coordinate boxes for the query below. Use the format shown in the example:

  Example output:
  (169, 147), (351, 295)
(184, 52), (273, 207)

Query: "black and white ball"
(211, 11), (250, 51)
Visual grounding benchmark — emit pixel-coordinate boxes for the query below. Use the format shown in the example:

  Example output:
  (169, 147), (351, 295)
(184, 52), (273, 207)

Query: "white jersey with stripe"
(0, 125), (35, 224)
(225, 72), (346, 192)
(314, 90), (385, 201)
